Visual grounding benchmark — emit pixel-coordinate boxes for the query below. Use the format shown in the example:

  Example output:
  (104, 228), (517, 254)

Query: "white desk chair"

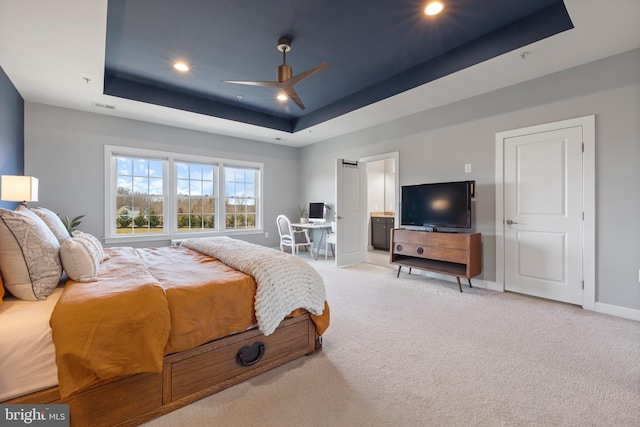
(325, 221), (337, 259)
(277, 214), (312, 255)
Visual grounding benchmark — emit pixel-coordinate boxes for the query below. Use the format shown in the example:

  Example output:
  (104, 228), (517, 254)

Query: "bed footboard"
(4, 313), (321, 427)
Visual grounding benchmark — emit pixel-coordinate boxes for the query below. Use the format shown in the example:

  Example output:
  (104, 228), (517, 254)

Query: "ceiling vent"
(92, 102), (116, 109)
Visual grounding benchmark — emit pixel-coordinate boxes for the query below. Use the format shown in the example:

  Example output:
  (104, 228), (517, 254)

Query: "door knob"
(506, 219), (518, 225)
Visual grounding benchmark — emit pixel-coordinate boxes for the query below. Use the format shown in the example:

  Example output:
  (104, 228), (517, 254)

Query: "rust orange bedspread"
(137, 246), (329, 353)
(50, 247), (171, 397)
(137, 246), (258, 355)
(50, 245), (330, 397)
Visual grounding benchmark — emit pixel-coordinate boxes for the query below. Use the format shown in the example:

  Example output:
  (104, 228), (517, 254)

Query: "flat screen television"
(401, 181), (472, 231)
(308, 202), (325, 223)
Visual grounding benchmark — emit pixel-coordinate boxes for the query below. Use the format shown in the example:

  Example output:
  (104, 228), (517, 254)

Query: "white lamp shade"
(1, 175), (39, 202)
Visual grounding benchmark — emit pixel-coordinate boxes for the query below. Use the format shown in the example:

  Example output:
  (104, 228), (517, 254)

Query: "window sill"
(104, 229), (264, 246)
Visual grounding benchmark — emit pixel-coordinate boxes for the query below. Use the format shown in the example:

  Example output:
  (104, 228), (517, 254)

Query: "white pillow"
(26, 206), (71, 244)
(0, 207), (62, 300)
(71, 230), (108, 261)
(60, 237), (100, 282)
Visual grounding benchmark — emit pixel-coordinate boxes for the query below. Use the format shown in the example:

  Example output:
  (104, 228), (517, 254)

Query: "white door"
(335, 159), (367, 266)
(503, 126), (583, 305)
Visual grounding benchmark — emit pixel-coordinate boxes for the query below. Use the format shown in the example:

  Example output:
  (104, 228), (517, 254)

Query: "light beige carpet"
(144, 260), (640, 427)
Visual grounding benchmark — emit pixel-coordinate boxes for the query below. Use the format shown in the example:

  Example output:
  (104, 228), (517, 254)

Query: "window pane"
(177, 196), (189, 214)
(203, 165), (214, 180)
(245, 182), (255, 197)
(134, 158), (148, 175)
(203, 197), (214, 214)
(149, 178), (163, 195)
(190, 180), (202, 195)
(133, 177), (149, 194)
(117, 177), (132, 194)
(190, 164), (203, 180)
(113, 155), (166, 236)
(225, 182), (234, 197)
(224, 166), (258, 230)
(177, 179), (189, 196)
(148, 160), (163, 178)
(203, 181), (214, 196)
(177, 163), (189, 180)
(175, 162), (217, 233)
(117, 157), (132, 175)
(202, 214), (214, 229)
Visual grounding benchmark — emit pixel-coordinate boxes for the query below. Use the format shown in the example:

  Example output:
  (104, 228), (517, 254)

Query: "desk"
(290, 222), (332, 259)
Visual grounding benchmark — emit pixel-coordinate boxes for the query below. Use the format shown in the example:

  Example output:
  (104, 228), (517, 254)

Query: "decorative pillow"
(0, 207), (63, 300)
(26, 206), (71, 244)
(71, 230), (109, 261)
(60, 237), (101, 283)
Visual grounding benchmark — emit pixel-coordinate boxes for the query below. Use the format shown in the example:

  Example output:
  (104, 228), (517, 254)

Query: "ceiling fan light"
(425, 1), (444, 15)
(276, 93), (288, 102)
(173, 62), (189, 72)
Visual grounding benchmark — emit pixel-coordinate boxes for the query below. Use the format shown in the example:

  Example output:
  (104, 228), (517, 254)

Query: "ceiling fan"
(222, 37), (329, 110)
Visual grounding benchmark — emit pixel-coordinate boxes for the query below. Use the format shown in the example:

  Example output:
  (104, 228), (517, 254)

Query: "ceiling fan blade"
(222, 80), (282, 88)
(286, 62), (330, 86)
(283, 86), (305, 110)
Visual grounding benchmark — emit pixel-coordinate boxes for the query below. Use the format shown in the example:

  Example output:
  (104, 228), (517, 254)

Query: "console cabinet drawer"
(393, 242), (467, 264)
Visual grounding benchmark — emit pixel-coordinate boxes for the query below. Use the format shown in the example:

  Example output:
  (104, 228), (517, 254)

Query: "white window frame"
(104, 145), (264, 244)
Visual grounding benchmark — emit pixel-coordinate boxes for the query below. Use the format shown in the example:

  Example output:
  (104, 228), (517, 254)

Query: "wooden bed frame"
(5, 313), (322, 427)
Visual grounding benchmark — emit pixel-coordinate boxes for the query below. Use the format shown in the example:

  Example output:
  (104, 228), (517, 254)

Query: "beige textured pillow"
(0, 207), (63, 300)
(60, 237), (100, 282)
(27, 206), (71, 244)
(72, 230), (108, 261)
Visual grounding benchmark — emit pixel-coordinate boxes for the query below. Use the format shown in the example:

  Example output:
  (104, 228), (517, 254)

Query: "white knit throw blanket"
(182, 237), (327, 336)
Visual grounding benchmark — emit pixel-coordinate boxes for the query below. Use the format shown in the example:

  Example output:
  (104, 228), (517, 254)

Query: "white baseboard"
(408, 270), (502, 292)
(594, 302), (640, 322)
(408, 270), (639, 322)
(468, 279), (503, 292)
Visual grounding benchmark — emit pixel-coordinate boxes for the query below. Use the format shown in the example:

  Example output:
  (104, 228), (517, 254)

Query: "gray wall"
(298, 48), (640, 311)
(22, 49), (640, 312)
(24, 104), (300, 248)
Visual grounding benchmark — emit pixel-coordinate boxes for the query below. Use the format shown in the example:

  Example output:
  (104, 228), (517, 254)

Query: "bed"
(0, 207), (330, 427)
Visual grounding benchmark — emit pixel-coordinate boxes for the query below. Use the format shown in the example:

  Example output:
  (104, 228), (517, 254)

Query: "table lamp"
(0, 175), (39, 207)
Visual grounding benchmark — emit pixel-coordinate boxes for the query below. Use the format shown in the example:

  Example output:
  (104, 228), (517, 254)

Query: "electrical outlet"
(465, 164), (472, 173)
(264, 231), (269, 239)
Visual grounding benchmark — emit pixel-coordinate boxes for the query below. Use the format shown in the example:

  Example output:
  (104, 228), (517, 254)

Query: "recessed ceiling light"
(276, 93), (288, 102)
(173, 62), (189, 72)
(425, 1), (444, 15)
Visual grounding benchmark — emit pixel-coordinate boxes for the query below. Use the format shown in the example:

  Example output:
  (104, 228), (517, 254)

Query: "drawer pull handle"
(417, 247), (424, 255)
(236, 341), (265, 367)
(396, 244), (403, 252)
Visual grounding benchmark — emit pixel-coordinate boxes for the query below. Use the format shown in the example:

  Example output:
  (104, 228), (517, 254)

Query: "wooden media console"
(390, 228), (481, 292)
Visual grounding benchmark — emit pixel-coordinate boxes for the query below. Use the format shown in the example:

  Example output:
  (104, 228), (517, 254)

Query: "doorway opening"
(360, 152), (399, 269)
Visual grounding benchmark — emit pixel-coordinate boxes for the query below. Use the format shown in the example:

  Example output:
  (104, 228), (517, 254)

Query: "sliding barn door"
(335, 159), (366, 266)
